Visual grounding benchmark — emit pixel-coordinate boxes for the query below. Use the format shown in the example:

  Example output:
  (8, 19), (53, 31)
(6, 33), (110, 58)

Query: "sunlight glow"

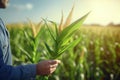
(74, 0), (120, 25)
(91, 0), (120, 25)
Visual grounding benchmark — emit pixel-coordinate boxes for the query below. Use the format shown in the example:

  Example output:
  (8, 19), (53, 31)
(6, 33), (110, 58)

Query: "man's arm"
(0, 46), (36, 80)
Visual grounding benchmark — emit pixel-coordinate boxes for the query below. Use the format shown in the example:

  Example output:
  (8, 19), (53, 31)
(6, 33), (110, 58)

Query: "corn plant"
(17, 20), (44, 63)
(16, 20), (49, 80)
(44, 11), (89, 60)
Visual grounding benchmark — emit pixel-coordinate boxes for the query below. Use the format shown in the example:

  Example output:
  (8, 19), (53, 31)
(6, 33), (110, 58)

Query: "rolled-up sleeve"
(0, 40), (36, 80)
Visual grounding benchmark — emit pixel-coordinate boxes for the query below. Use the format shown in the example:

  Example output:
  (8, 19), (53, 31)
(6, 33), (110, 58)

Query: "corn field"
(7, 23), (120, 80)
(6, 6), (120, 80)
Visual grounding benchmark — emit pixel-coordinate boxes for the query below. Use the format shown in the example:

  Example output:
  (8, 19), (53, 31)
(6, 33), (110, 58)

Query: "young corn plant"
(17, 19), (44, 63)
(44, 10), (89, 59)
(17, 20), (48, 80)
(41, 5), (89, 79)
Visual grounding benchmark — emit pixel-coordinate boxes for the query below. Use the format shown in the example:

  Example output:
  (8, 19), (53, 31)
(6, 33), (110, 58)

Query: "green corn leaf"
(58, 32), (74, 48)
(44, 20), (56, 42)
(58, 36), (72, 49)
(55, 37), (82, 59)
(48, 21), (59, 52)
(44, 42), (55, 57)
(60, 37), (81, 53)
(24, 31), (33, 43)
(24, 31), (35, 47)
(49, 21), (59, 37)
(34, 28), (45, 49)
(59, 29), (78, 45)
(44, 20), (59, 56)
(58, 12), (89, 43)
(17, 45), (33, 63)
(35, 25), (45, 39)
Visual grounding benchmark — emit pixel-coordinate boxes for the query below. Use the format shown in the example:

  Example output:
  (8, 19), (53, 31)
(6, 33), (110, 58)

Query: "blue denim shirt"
(0, 18), (36, 80)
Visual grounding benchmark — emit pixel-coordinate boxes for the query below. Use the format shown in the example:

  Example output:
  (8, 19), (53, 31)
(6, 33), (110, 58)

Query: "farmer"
(0, 0), (60, 80)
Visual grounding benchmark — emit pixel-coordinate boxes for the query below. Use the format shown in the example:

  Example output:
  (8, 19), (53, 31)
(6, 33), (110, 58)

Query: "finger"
(50, 67), (57, 74)
(42, 68), (55, 76)
(55, 60), (61, 64)
(50, 64), (58, 68)
(49, 60), (61, 65)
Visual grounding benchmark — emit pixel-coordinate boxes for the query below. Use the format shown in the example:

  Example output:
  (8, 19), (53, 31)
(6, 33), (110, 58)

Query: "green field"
(7, 23), (120, 80)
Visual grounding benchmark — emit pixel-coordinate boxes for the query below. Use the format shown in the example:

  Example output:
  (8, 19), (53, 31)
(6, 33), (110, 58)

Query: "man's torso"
(0, 18), (12, 65)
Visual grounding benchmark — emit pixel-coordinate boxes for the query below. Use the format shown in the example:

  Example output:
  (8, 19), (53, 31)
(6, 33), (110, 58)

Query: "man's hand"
(36, 60), (61, 76)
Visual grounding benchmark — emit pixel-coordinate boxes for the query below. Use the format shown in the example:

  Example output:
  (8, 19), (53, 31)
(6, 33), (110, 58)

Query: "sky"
(0, 0), (120, 26)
